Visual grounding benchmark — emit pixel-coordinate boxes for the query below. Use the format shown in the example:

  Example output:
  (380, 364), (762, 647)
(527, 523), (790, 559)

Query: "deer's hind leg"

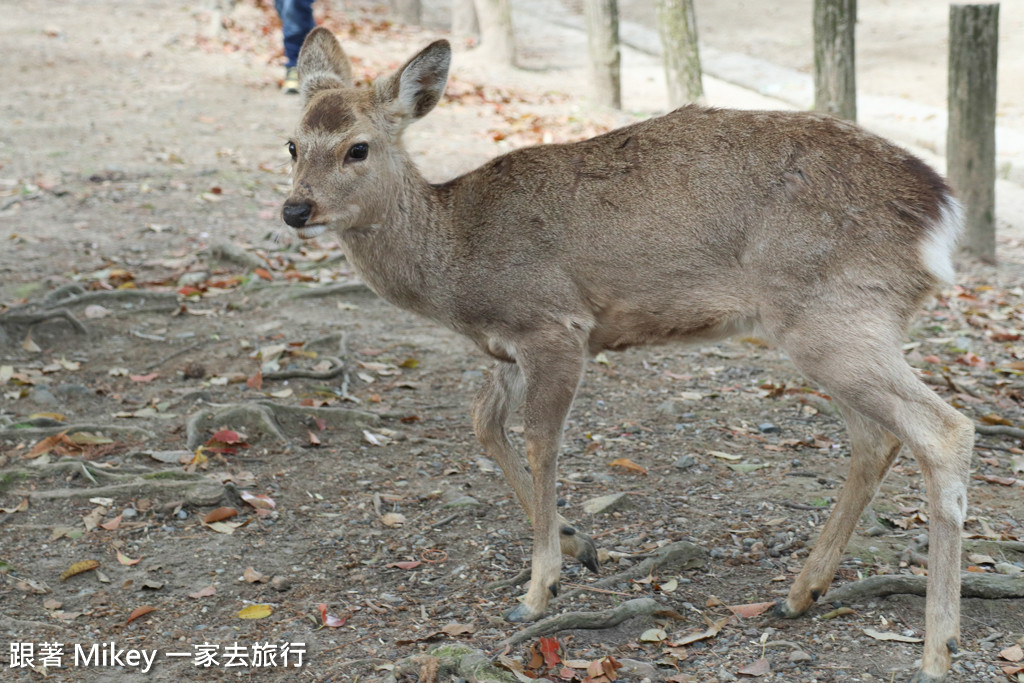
(777, 404), (902, 618)
(780, 324), (972, 682)
(473, 362), (600, 577)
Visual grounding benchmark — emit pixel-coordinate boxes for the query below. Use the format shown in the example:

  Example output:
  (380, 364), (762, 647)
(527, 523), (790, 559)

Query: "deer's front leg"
(505, 335), (586, 623)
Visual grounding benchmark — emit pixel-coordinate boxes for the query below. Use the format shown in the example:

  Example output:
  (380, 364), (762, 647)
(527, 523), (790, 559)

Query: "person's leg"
(277, 0), (317, 68)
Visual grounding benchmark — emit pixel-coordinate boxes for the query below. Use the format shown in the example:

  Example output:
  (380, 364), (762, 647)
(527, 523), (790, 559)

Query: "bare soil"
(2, 2), (1023, 682)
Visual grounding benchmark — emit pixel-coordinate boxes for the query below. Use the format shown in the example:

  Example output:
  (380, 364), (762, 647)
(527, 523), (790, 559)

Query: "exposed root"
(501, 597), (662, 648)
(292, 281), (373, 299)
(828, 573), (1024, 604)
(0, 308), (87, 335)
(0, 615), (68, 634)
(486, 568), (532, 591)
(0, 423), (156, 441)
(185, 400), (379, 449)
(263, 356), (346, 381)
(42, 288), (178, 308)
(19, 472), (225, 506)
(975, 424), (1024, 439)
(555, 540), (706, 604)
(206, 242), (266, 270)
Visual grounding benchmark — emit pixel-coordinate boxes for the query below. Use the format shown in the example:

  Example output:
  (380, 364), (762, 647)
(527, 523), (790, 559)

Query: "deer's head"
(282, 28), (451, 239)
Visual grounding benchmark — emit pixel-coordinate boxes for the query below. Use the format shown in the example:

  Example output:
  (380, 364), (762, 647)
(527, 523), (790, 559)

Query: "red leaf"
(246, 371), (263, 390)
(385, 561), (422, 570)
(539, 636), (561, 667)
(254, 267), (274, 281)
(126, 605), (157, 624)
(317, 603), (346, 628)
(129, 372), (159, 383)
(211, 429), (244, 444)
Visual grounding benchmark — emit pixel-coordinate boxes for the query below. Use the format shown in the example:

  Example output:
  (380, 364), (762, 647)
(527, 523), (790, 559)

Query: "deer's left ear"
(376, 40), (451, 129)
(297, 27), (354, 102)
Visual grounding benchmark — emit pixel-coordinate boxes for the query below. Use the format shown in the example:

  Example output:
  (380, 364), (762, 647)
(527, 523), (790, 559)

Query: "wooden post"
(390, 0), (421, 25)
(813, 0), (857, 121)
(656, 0), (703, 107)
(452, 0), (480, 46)
(948, 3), (999, 263)
(584, 0), (621, 108)
(473, 0), (516, 65)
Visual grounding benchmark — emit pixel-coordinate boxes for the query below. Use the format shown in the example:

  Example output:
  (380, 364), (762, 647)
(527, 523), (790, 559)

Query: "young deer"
(283, 28), (973, 682)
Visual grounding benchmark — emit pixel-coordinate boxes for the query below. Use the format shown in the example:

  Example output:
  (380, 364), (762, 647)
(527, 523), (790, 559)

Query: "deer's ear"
(376, 40), (451, 128)
(297, 27), (354, 102)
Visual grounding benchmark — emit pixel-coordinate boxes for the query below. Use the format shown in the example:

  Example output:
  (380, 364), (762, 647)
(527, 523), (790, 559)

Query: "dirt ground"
(2, 1), (1024, 682)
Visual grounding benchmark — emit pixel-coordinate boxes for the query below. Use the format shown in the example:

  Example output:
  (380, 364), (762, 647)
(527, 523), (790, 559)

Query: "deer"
(281, 28), (973, 682)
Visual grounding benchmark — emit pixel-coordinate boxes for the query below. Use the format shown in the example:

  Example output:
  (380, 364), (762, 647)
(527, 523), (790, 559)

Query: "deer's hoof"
(772, 597), (804, 619)
(576, 533), (600, 574)
(908, 671), (947, 683)
(505, 603), (543, 623)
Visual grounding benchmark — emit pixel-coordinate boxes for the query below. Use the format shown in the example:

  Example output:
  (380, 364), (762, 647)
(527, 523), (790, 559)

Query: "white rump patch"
(919, 198), (964, 285)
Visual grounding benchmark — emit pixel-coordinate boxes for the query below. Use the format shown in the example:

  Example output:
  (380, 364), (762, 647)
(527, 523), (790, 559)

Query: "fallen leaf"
(126, 605), (157, 624)
(640, 628), (667, 642)
(967, 553), (996, 565)
(738, 658), (770, 676)
(668, 616), (729, 646)
(240, 490), (276, 510)
(60, 560), (99, 581)
(204, 521), (243, 534)
(237, 604), (272, 619)
(727, 601), (775, 619)
(22, 334), (41, 353)
(129, 372), (159, 383)
(380, 512), (406, 527)
(254, 267), (273, 281)
(709, 450), (742, 461)
(1001, 645), (1024, 662)
(862, 628), (922, 643)
(204, 507), (238, 523)
(189, 585), (216, 599)
(385, 561), (421, 570)
(820, 606), (856, 620)
(243, 566), (269, 584)
(1, 498), (29, 514)
(974, 474), (1019, 486)
(659, 578), (679, 593)
(441, 622), (476, 636)
(317, 603), (346, 628)
(608, 457), (647, 475)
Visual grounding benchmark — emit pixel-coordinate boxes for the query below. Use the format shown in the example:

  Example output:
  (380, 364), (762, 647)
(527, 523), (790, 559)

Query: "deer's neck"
(340, 165), (453, 321)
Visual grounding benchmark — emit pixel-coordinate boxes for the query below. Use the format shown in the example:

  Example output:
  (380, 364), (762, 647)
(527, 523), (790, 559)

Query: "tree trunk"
(656, 0), (703, 107)
(813, 0), (857, 121)
(390, 0), (421, 25)
(473, 0), (515, 65)
(947, 3), (999, 263)
(584, 0), (621, 108)
(451, 0), (479, 46)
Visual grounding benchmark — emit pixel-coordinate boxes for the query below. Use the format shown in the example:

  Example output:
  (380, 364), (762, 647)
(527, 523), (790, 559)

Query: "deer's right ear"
(297, 27), (354, 102)
(376, 40), (451, 129)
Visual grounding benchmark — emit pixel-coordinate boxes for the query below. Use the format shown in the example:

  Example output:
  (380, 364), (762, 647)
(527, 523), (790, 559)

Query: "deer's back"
(442, 106), (951, 352)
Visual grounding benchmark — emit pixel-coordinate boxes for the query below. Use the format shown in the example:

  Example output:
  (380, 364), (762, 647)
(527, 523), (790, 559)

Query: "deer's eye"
(287, 141), (297, 160)
(345, 142), (369, 163)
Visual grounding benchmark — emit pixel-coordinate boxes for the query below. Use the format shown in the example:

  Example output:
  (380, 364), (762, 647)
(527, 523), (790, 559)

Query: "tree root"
(0, 423), (156, 441)
(555, 541), (706, 604)
(205, 242), (266, 270)
(185, 400), (379, 449)
(486, 568), (532, 591)
(292, 281), (373, 299)
(18, 473), (225, 506)
(43, 287), (178, 309)
(0, 615), (68, 635)
(263, 356), (346, 381)
(827, 573), (1024, 605)
(975, 424), (1024, 439)
(501, 597), (662, 648)
(0, 308), (87, 335)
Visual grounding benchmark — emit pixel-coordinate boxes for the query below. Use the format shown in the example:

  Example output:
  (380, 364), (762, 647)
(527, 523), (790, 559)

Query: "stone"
(758, 422), (780, 433)
(673, 454), (696, 469)
(582, 492), (630, 515)
(995, 562), (1023, 575)
(443, 495), (480, 508)
(617, 658), (658, 679)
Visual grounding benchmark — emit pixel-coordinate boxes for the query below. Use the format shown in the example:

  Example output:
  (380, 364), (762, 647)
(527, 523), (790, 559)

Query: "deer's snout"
(282, 200), (314, 228)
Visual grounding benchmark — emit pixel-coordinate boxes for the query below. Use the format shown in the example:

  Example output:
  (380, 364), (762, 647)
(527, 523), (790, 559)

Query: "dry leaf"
(237, 604), (272, 619)
(243, 567), (269, 584)
(99, 514), (122, 531)
(709, 450), (742, 461)
(727, 601), (775, 619)
(126, 605), (157, 624)
(862, 628), (922, 643)
(668, 616), (729, 646)
(189, 585), (217, 599)
(116, 550), (141, 566)
(441, 622), (476, 636)
(317, 603), (346, 628)
(386, 561), (422, 570)
(1, 498), (29, 514)
(967, 553), (996, 565)
(380, 512), (407, 527)
(60, 560), (99, 581)
(1001, 645), (1024, 662)
(204, 507), (238, 523)
(640, 628), (667, 642)
(240, 490), (276, 510)
(608, 457), (647, 475)
(738, 658), (770, 677)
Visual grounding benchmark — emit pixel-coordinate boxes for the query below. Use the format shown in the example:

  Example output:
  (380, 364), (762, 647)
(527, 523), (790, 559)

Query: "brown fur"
(284, 29), (973, 681)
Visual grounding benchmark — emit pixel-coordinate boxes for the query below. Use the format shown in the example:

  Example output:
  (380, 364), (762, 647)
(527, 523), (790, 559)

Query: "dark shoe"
(282, 67), (299, 95)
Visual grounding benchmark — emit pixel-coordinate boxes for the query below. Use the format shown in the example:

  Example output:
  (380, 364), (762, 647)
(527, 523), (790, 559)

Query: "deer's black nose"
(282, 201), (313, 228)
